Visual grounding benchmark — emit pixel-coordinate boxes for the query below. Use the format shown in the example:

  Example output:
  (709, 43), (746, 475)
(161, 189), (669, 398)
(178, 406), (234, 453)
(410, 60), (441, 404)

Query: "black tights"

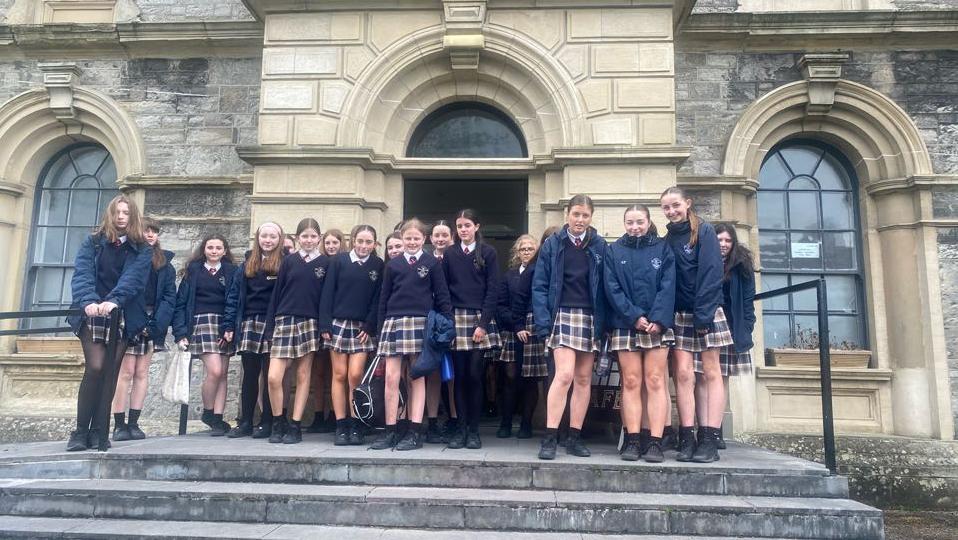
(498, 362), (539, 427)
(76, 326), (127, 433)
(452, 350), (485, 431)
(240, 352), (271, 424)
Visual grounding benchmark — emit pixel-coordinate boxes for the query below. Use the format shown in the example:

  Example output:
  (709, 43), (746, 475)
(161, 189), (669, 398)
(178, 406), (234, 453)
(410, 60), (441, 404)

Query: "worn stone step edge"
(0, 515), (781, 540)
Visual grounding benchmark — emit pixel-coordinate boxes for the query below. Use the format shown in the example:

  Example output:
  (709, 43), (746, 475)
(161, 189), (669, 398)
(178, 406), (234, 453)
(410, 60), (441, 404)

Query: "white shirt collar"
(299, 248), (321, 262)
(519, 264), (526, 274)
(568, 230), (586, 243)
(204, 262), (221, 272)
(349, 250), (369, 264)
(404, 250), (423, 263)
(461, 241), (476, 253)
(118, 235), (127, 244)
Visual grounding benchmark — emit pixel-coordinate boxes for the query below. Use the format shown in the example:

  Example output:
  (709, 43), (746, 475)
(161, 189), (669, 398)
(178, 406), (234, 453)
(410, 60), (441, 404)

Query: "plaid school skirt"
(85, 315), (125, 345)
(271, 315), (321, 359)
(694, 346), (753, 377)
(451, 308), (501, 351)
(608, 327), (675, 351)
(127, 334), (153, 356)
(497, 314), (548, 378)
(546, 308), (600, 353)
(672, 307), (735, 353)
(188, 313), (235, 356)
(377, 316), (427, 356)
(328, 318), (376, 354)
(238, 314), (270, 355)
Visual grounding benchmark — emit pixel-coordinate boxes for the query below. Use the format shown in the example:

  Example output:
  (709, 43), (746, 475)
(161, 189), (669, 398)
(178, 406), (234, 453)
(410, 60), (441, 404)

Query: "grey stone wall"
(691, 0), (738, 13)
(935, 191), (958, 439)
(675, 50), (958, 175)
(893, 0), (958, 10)
(134, 0), (254, 22)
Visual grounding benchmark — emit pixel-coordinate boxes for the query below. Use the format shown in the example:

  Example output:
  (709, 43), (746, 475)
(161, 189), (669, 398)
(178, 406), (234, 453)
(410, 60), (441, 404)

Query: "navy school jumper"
(441, 242), (499, 330)
(318, 251), (385, 336)
(171, 259), (238, 343)
(263, 253), (330, 340)
(378, 251), (453, 330)
(223, 250), (283, 334)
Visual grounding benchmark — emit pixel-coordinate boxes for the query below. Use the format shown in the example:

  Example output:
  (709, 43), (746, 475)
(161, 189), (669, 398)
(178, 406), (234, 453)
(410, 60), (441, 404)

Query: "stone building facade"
(0, 0), (955, 441)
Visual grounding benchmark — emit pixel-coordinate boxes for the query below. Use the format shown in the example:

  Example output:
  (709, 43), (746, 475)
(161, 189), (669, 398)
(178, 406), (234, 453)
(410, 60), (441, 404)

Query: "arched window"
(757, 141), (866, 351)
(24, 144), (118, 328)
(407, 102), (527, 158)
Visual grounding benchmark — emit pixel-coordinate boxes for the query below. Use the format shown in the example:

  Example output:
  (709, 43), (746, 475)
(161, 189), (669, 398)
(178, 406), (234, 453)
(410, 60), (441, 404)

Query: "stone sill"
(0, 352), (83, 366)
(756, 365), (893, 381)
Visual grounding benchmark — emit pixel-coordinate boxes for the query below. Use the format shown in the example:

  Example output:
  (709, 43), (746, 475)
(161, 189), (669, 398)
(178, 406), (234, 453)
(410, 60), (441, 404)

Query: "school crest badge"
(314, 267), (326, 279)
(417, 266), (430, 278)
(218, 276), (226, 286)
(651, 258), (663, 270)
(682, 243), (693, 256)
(368, 270), (379, 282)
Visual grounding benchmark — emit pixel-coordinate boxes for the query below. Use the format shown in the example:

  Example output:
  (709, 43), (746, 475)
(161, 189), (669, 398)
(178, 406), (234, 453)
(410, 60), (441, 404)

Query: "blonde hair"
(246, 222), (285, 278)
(508, 234), (537, 269)
(400, 218), (428, 237)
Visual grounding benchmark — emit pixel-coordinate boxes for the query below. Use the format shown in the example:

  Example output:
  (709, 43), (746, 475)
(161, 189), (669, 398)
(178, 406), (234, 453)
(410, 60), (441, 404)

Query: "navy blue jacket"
(411, 310), (456, 379)
(496, 267), (522, 332)
(223, 251), (282, 334)
(68, 233), (153, 338)
(604, 233), (676, 331)
(319, 252), (384, 336)
(442, 243), (499, 330)
(725, 263), (756, 353)
(172, 259), (238, 342)
(665, 220), (724, 330)
(146, 250), (177, 344)
(532, 225), (608, 340)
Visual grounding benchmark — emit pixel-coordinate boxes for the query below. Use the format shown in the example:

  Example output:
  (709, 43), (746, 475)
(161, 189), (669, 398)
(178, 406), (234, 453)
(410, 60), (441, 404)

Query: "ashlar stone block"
(592, 43), (674, 75)
(266, 12), (364, 44)
(577, 79), (611, 116)
(295, 116), (339, 146)
(488, 10), (563, 51)
(591, 116), (634, 145)
(615, 79), (675, 111)
(258, 116), (291, 145)
(264, 48), (340, 76)
(567, 9), (672, 42)
(369, 11), (442, 52)
(262, 81), (317, 111)
(639, 114), (675, 145)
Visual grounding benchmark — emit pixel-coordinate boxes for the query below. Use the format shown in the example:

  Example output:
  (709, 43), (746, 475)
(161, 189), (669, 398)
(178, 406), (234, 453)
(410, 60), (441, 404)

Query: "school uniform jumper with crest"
(377, 250), (452, 357)
(319, 251), (385, 354)
(442, 241), (500, 351)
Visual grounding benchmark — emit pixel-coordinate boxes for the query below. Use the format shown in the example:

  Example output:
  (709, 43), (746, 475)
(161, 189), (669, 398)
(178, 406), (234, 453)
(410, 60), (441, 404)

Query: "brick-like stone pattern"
(134, 0), (254, 22)
(676, 50), (958, 175)
(691, 0), (738, 13)
(939, 226), (958, 438)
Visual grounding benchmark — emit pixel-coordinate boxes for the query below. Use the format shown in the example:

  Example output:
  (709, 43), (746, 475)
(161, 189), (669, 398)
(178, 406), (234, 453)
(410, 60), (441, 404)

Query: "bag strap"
(360, 354), (380, 385)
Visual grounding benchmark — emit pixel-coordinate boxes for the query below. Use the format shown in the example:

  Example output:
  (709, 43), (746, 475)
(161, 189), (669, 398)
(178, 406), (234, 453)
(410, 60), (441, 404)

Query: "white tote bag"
(161, 340), (191, 405)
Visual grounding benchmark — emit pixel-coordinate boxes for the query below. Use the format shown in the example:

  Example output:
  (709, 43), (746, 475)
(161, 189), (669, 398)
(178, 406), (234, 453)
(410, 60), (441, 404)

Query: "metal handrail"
(0, 308), (82, 336)
(755, 277), (837, 475)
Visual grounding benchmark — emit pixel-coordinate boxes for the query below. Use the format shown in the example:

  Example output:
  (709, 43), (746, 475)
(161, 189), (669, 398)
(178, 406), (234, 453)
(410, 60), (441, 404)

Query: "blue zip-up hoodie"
(172, 259), (238, 342)
(725, 263), (756, 353)
(146, 250), (177, 344)
(604, 233), (676, 331)
(68, 233), (153, 338)
(532, 225), (608, 340)
(665, 219), (723, 330)
(222, 250), (281, 334)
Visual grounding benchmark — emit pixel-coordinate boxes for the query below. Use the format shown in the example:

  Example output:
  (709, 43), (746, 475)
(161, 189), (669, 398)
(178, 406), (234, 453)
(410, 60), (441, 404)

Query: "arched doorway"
(403, 102), (528, 267)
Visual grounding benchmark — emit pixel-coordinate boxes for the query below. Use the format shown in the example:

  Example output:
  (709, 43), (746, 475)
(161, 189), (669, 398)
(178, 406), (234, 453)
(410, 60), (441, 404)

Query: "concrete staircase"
(0, 433), (884, 539)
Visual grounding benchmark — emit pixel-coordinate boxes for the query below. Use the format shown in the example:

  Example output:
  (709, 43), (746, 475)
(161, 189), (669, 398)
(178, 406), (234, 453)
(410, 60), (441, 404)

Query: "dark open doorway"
(403, 178), (528, 270)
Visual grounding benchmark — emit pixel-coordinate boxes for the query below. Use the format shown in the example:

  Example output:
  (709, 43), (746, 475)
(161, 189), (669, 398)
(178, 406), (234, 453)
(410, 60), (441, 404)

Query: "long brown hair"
(96, 194), (144, 244)
(141, 217), (166, 271)
(296, 218), (321, 237)
(246, 222), (285, 278)
(455, 208), (486, 270)
(181, 234), (235, 277)
(624, 204), (658, 237)
(661, 186), (701, 248)
(322, 228), (344, 256)
(714, 223), (755, 280)
(508, 234), (537, 270)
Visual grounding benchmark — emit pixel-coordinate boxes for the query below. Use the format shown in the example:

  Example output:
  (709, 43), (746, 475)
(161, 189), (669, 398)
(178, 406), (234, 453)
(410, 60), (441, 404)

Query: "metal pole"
(816, 278), (837, 475)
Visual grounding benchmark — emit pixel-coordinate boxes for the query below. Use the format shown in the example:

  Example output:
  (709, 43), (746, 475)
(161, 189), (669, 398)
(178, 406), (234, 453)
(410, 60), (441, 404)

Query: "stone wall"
(134, 0), (254, 21)
(691, 0), (738, 13)
(935, 189), (958, 438)
(893, 0), (958, 9)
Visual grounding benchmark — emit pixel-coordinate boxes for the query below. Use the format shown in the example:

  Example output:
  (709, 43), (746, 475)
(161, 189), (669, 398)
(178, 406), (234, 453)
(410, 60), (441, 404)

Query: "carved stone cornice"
(798, 52), (848, 116)
(442, 0), (486, 71)
(38, 61), (82, 124)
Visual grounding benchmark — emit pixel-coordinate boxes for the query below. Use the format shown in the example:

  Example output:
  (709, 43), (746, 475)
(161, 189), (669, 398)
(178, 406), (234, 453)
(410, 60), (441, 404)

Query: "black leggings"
(452, 350), (486, 431)
(239, 352), (271, 423)
(76, 325), (128, 433)
(498, 361), (539, 426)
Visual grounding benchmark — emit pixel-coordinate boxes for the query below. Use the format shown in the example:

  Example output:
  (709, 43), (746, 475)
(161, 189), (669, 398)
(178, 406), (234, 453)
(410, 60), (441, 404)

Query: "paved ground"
(884, 511), (958, 540)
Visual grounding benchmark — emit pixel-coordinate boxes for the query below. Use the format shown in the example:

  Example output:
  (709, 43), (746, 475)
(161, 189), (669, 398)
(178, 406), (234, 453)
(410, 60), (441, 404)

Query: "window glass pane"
(815, 152), (850, 190)
(789, 232), (822, 270)
(65, 228), (91, 263)
(760, 274), (790, 311)
(408, 104), (526, 158)
(33, 268), (64, 303)
(788, 192), (820, 230)
(825, 275), (858, 314)
(61, 268), (74, 303)
(758, 153), (790, 189)
(98, 157), (117, 187)
(794, 315), (820, 347)
(759, 231), (788, 270)
(823, 232), (856, 270)
(68, 189), (100, 226)
(788, 176), (818, 190)
(44, 153), (76, 189)
(829, 316), (863, 349)
(791, 276), (819, 311)
(780, 146), (822, 176)
(71, 147), (108, 175)
(72, 176), (100, 189)
(38, 190), (70, 226)
(762, 314), (792, 349)
(35, 227), (66, 263)
(822, 192), (853, 230)
(758, 192), (786, 229)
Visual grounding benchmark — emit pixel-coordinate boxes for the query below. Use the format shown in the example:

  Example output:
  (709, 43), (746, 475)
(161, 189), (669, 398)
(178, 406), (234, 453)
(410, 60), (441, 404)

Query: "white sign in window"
(791, 242), (821, 259)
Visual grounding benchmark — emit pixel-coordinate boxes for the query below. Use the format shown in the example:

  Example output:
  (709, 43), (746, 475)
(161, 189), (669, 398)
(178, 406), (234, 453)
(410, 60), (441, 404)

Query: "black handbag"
(352, 354), (406, 428)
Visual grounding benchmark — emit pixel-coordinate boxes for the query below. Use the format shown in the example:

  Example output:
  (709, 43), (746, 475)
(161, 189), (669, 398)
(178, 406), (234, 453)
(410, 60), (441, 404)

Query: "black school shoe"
(268, 419), (287, 444)
(516, 421), (533, 439)
(643, 440), (665, 463)
(88, 429), (110, 451)
(128, 424), (146, 440)
(538, 434), (558, 460)
(446, 428), (467, 449)
(348, 421), (365, 445)
(334, 422), (350, 446)
(662, 425), (677, 450)
(440, 419), (459, 443)
(691, 427), (720, 463)
(228, 421), (253, 439)
(620, 434), (640, 462)
(716, 425), (727, 450)
(394, 430), (423, 451)
(676, 427), (697, 462)
(210, 420), (231, 437)
(425, 421), (443, 444)
(369, 430), (398, 450)
(112, 425), (132, 442)
(496, 422), (512, 439)
(282, 423), (303, 444)
(465, 430), (482, 449)
(200, 410), (215, 429)
(66, 429), (88, 452)
(565, 434), (591, 458)
(252, 422), (272, 439)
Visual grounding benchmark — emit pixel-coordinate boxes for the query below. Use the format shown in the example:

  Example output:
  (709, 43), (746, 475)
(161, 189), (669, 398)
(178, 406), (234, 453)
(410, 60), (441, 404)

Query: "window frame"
(406, 101), (528, 158)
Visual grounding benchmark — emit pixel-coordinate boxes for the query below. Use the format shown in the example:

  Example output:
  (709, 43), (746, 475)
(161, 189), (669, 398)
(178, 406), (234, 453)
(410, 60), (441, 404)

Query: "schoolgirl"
(66, 195), (153, 452)
(693, 223), (756, 448)
(660, 186), (733, 463)
(172, 234), (237, 437)
(604, 205), (676, 462)
(384, 231), (404, 260)
(495, 234), (547, 439)
(319, 225), (384, 445)
(264, 218), (328, 444)
(111, 217), (176, 442)
(370, 218), (453, 451)
(307, 228), (344, 434)
(222, 222), (285, 439)
(533, 194), (609, 460)
(425, 220), (458, 443)
(442, 210), (500, 450)
(283, 234), (296, 256)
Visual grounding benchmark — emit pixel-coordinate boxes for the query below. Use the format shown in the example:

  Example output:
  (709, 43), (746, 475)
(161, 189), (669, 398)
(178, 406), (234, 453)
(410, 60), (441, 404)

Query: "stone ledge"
(756, 366), (894, 382)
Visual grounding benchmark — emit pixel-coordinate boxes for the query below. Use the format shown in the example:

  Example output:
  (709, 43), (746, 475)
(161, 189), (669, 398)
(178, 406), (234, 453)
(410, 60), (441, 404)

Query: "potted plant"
(766, 324), (870, 369)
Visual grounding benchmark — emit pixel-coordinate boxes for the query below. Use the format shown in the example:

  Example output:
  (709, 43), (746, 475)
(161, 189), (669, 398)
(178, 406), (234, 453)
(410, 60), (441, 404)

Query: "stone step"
(0, 479), (883, 539)
(0, 436), (849, 499)
(0, 516), (773, 540)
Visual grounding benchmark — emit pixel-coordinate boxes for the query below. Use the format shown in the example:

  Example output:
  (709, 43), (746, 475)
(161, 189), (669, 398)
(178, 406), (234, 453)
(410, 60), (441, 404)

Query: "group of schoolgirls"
(529, 188), (755, 464)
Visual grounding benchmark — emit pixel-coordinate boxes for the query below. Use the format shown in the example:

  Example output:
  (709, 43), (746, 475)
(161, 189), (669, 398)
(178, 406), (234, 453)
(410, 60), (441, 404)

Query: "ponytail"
(623, 204), (658, 238)
(660, 186), (699, 247)
(455, 209), (485, 271)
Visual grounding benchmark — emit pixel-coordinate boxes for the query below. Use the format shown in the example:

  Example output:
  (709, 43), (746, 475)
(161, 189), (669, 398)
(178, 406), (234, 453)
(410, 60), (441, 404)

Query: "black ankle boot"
(643, 438), (665, 463)
(228, 421), (253, 439)
(638, 428), (651, 456)
(691, 427), (720, 463)
(565, 431), (591, 458)
(496, 421), (512, 439)
(676, 427), (696, 462)
(620, 433), (640, 461)
(716, 424), (726, 449)
(269, 417), (287, 444)
(447, 427), (466, 449)
(662, 425), (677, 450)
(538, 433), (558, 460)
(334, 419), (350, 446)
(66, 429), (89, 452)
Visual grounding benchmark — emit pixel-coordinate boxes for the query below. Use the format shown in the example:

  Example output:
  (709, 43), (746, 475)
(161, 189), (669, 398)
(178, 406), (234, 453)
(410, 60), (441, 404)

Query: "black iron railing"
(755, 277), (837, 475)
